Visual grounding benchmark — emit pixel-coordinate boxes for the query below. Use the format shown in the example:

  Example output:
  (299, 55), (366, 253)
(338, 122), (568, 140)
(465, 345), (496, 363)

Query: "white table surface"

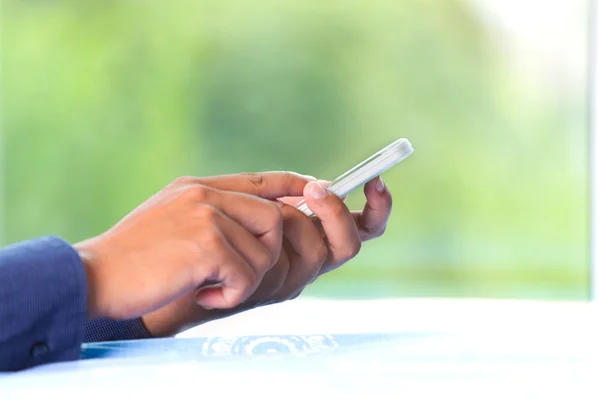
(1, 298), (599, 400)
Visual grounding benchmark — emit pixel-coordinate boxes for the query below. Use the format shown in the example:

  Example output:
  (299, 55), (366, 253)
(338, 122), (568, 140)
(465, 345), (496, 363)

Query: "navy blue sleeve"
(0, 236), (88, 371)
(85, 318), (151, 342)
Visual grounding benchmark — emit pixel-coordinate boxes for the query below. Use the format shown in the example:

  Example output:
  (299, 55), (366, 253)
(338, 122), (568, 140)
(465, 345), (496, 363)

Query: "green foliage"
(1, 0), (589, 299)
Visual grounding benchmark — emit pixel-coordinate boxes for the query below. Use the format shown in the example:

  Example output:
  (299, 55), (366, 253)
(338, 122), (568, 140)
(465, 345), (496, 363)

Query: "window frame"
(590, 0), (599, 302)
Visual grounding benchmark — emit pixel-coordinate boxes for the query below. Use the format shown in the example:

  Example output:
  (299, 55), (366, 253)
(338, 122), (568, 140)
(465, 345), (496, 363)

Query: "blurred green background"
(0, 0), (590, 300)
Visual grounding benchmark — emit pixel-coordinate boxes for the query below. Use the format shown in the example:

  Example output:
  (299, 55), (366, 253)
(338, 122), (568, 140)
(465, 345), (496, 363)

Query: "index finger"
(187, 172), (313, 199)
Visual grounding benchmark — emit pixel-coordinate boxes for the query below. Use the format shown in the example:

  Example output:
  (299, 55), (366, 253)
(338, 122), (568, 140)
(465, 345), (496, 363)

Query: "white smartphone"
(294, 138), (414, 216)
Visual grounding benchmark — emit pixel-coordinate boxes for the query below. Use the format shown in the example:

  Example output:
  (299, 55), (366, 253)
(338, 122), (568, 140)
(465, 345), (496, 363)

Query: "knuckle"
(243, 267), (260, 290)
(340, 240), (362, 261)
(266, 202), (284, 229)
(279, 171), (295, 184)
(220, 269), (259, 308)
(365, 223), (387, 239)
(374, 225), (387, 239)
(173, 176), (196, 186)
(184, 184), (210, 202)
(255, 247), (275, 271)
(195, 203), (219, 222)
(270, 292), (290, 305)
(275, 289), (304, 304)
(291, 291), (303, 300)
(241, 172), (266, 189)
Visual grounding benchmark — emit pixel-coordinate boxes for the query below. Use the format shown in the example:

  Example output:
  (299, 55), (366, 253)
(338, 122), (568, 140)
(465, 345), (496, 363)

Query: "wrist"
(74, 239), (103, 319)
(141, 297), (212, 338)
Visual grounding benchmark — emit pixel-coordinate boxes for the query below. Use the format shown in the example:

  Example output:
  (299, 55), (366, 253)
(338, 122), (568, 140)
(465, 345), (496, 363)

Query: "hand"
(141, 176), (392, 337)
(75, 172), (311, 320)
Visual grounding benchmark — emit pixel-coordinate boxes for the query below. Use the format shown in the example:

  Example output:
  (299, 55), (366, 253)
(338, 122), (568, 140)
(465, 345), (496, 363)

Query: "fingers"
(270, 204), (327, 300)
(193, 224), (260, 310)
(212, 208), (275, 278)
(170, 175), (310, 311)
(303, 181), (361, 270)
(353, 176), (393, 242)
(189, 202), (284, 310)
(185, 201), (282, 311)
(179, 171), (313, 199)
(196, 246), (292, 320)
(182, 184), (284, 264)
(246, 242), (291, 306)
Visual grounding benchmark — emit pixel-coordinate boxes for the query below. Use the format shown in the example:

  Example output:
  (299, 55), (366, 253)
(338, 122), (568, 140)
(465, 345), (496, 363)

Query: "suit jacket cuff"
(0, 236), (87, 371)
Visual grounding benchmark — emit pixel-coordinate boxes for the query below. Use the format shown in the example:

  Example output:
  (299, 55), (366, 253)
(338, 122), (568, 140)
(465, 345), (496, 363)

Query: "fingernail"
(308, 181), (327, 199)
(317, 179), (331, 188)
(375, 177), (385, 192)
(301, 174), (317, 181)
